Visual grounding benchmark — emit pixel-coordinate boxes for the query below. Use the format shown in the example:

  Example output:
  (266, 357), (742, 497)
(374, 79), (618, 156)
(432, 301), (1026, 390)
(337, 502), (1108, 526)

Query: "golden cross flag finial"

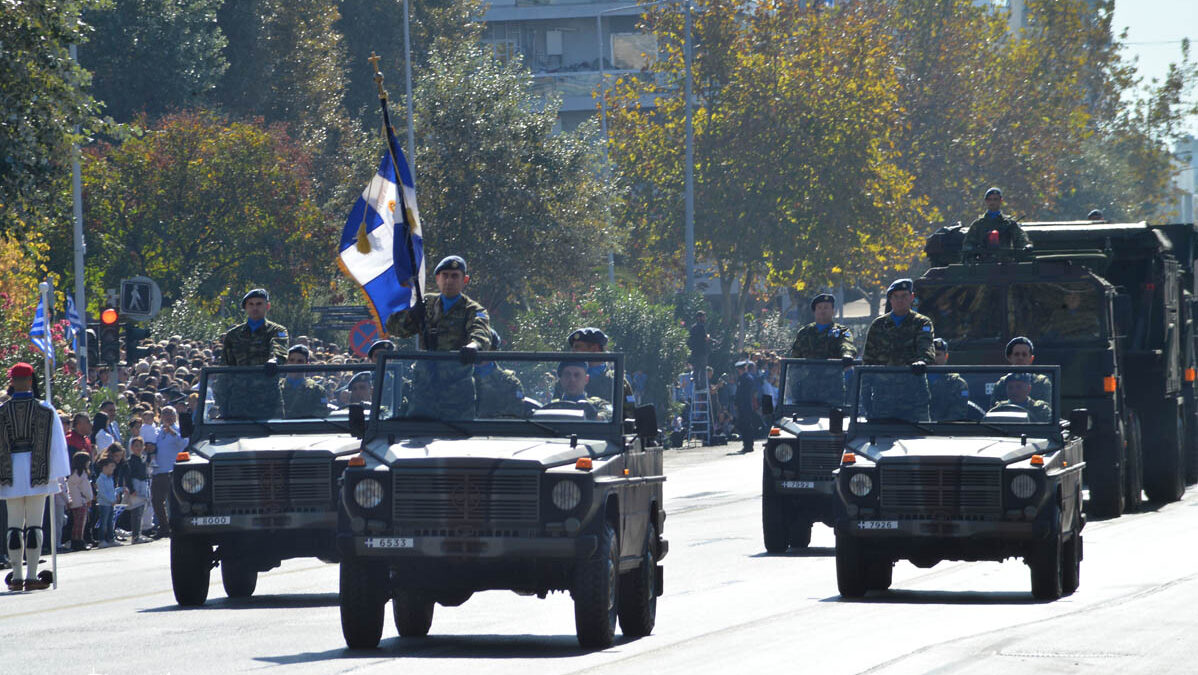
(368, 51), (387, 99)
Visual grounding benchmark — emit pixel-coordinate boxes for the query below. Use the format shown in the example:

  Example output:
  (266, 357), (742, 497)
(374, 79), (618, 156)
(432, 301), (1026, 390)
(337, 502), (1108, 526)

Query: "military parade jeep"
(762, 358), (853, 553)
(834, 365), (1087, 601)
(169, 363), (371, 606)
(337, 351), (666, 649)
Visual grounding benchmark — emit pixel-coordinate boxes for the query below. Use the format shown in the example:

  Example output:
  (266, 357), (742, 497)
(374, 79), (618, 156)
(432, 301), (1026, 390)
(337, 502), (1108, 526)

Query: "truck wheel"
(573, 519), (619, 649)
(762, 464), (790, 553)
(1186, 407), (1198, 485)
(788, 518), (813, 550)
(865, 558), (893, 591)
(392, 590), (434, 637)
(339, 559), (386, 649)
(1124, 413), (1143, 511)
(1085, 432), (1124, 519)
(1029, 531), (1063, 601)
(221, 561), (258, 599)
(1144, 402), (1186, 504)
(835, 533), (867, 599)
(618, 522), (658, 638)
(170, 536), (213, 607)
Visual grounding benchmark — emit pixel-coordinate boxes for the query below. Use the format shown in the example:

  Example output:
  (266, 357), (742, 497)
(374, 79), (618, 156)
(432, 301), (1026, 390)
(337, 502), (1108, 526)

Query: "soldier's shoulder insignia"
(960, 390), (970, 397)
(843, 329), (853, 338)
(921, 325), (932, 332)
(477, 310), (488, 320)
(515, 389), (524, 399)
(277, 330), (288, 338)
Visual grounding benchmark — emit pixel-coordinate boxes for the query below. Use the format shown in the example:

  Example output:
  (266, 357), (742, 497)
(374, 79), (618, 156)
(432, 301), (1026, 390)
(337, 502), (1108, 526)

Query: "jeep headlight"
(773, 442), (794, 464)
(1009, 474), (1037, 500)
(353, 478), (384, 509)
(848, 473), (873, 497)
(180, 469), (206, 495)
(551, 480), (582, 511)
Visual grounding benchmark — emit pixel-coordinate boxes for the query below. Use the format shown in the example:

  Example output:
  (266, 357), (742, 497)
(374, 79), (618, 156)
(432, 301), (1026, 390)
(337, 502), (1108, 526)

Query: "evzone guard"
(1, 363), (70, 591)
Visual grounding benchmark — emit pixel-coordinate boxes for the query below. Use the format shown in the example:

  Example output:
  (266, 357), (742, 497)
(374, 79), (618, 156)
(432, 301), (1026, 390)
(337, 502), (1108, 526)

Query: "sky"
(1111, 0), (1197, 134)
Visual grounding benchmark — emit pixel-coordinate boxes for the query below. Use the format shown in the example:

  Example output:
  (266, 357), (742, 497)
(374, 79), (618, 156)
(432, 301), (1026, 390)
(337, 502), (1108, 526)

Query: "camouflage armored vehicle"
(336, 351), (666, 650)
(919, 220), (1198, 517)
(761, 358), (854, 553)
(834, 365), (1086, 600)
(169, 363), (372, 606)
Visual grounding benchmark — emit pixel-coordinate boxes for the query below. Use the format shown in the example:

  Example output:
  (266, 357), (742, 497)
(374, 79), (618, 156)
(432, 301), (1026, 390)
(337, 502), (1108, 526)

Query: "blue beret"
(367, 339), (395, 357)
(886, 279), (913, 296)
(557, 360), (588, 375)
(985, 187), (1003, 198)
(734, 360), (750, 368)
(568, 327), (608, 348)
(241, 288), (269, 307)
(1007, 372), (1032, 383)
(810, 293), (835, 310)
(287, 344), (310, 358)
(348, 372), (373, 387)
(1006, 336), (1034, 355)
(434, 255), (467, 275)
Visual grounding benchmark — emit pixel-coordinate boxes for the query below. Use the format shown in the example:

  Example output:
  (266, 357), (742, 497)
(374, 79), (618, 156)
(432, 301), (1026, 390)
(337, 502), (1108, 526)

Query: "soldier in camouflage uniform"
(217, 289), (288, 419)
(547, 361), (612, 421)
(928, 338), (972, 421)
(862, 279), (936, 422)
(475, 330), (525, 418)
(990, 337), (1052, 408)
(788, 293), (856, 407)
(961, 187), (1033, 261)
(385, 256), (491, 420)
(566, 327), (636, 417)
(282, 345), (329, 418)
(990, 373), (1052, 423)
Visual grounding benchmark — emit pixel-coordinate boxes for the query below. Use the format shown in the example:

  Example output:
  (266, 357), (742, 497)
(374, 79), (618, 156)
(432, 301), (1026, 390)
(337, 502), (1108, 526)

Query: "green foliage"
(81, 110), (333, 315)
(148, 270), (229, 343)
(411, 41), (621, 317)
(79, 0), (228, 122)
(509, 286), (687, 413)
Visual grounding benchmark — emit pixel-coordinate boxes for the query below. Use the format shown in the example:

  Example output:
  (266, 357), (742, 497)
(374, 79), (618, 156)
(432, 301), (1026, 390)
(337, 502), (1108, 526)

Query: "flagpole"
(38, 282), (53, 405)
(368, 53), (431, 351)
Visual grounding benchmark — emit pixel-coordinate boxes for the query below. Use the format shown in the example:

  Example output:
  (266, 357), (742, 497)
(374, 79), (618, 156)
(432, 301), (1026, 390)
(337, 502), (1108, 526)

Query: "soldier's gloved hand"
(459, 344), (479, 365)
(841, 356), (857, 368)
(910, 361), (927, 375)
(409, 303), (427, 325)
(263, 359), (278, 377)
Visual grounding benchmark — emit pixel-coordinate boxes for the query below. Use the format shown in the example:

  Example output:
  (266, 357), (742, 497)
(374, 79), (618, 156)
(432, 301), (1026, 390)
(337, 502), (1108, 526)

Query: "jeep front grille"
(798, 438), (843, 475)
(879, 464), (1001, 516)
(212, 459), (332, 505)
(392, 470), (539, 523)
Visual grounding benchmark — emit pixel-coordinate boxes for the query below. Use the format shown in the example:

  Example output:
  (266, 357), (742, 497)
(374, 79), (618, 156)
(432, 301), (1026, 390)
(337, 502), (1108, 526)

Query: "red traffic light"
(101, 307), (119, 325)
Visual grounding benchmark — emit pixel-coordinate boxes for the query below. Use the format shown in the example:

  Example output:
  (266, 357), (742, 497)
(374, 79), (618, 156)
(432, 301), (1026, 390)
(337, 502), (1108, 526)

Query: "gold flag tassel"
(356, 218), (372, 254)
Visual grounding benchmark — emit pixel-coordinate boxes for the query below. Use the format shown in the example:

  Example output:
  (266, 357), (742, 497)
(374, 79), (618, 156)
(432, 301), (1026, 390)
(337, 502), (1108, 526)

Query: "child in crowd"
(125, 437), (151, 543)
(66, 452), (94, 551)
(94, 458), (123, 547)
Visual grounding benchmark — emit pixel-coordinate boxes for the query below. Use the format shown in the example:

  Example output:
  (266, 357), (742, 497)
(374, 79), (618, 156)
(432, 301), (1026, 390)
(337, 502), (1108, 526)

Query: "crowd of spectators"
(672, 350), (783, 445)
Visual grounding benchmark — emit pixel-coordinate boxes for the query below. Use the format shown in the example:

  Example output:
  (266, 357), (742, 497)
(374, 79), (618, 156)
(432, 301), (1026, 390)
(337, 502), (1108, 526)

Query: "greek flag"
(64, 295), (83, 351)
(30, 293), (54, 365)
(338, 105), (425, 330)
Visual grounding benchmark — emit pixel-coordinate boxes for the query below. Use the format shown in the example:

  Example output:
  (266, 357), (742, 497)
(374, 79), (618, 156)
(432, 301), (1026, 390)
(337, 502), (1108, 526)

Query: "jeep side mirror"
(761, 395), (774, 417)
(829, 408), (844, 434)
(634, 405), (658, 441)
(348, 403), (366, 439)
(1068, 409), (1091, 435)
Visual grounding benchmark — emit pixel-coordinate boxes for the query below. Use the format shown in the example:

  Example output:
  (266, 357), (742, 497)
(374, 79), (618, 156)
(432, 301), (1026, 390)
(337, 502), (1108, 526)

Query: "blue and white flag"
(64, 295), (84, 351)
(30, 293), (54, 365)
(338, 106), (425, 331)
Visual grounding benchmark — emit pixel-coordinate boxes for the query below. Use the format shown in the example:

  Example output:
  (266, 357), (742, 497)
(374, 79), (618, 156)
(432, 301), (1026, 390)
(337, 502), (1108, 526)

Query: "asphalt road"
(4, 442), (1198, 674)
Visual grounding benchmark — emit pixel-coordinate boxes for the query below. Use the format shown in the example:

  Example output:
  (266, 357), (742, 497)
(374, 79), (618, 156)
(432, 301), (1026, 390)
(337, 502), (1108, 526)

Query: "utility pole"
(69, 44), (88, 396)
(683, 0), (696, 294)
(403, 0), (416, 183)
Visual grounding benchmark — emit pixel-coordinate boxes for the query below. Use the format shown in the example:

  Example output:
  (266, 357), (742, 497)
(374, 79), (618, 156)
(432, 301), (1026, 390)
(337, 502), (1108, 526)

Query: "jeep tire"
(339, 559), (386, 649)
(1029, 531), (1063, 601)
(618, 522), (658, 637)
(762, 465), (790, 553)
(392, 590), (434, 637)
(835, 533), (867, 599)
(221, 560), (258, 599)
(170, 536), (212, 607)
(573, 519), (619, 649)
(865, 558), (893, 591)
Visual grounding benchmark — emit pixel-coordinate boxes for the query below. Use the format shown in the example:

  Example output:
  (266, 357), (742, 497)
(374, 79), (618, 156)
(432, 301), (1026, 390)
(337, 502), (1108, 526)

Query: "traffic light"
(124, 323), (151, 364)
(99, 306), (120, 364)
(85, 328), (99, 367)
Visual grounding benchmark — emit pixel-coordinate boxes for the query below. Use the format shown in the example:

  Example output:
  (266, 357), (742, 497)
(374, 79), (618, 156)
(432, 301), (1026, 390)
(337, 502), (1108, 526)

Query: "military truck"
(169, 363), (372, 606)
(920, 220), (1198, 518)
(761, 358), (853, 553)
(834, 365), (1087, 600)
(336, 352), (666, 650)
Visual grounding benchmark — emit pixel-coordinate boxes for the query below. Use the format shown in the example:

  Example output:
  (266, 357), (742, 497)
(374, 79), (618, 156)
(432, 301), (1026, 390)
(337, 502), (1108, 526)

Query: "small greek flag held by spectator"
(337, 103), (425, 331)
(65, 295), (84, 351)
(30, 293), (54, 365)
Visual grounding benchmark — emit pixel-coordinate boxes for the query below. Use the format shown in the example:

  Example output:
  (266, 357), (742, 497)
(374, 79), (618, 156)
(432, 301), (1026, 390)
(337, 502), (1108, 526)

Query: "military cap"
(433, 255), (467, 275)
(886, 278), (914, 296)
(567, 327), (608, 348)
(8, 362), (34, 379)
(366, 339), (395, 358)
(1087, 209), (1104, 220)
(1006, 372), (1033, 383)
(241, 288), (269, 307)
(557, 360), (589, 375)
(1006, 336), (1035, 356)
(348, 371), (373, 388)
(933, 338), (948, 352)
(734, 360), (750, 368)
(810, 293), (835, 310)
(489, 329), (502, 351)
(984, 187), (1002, 198)
(288, 344), (311, 359)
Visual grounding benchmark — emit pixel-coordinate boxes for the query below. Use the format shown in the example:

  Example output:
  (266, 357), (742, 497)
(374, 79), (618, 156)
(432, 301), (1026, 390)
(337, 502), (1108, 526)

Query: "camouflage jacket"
(476, 365), (525, 418)
(385, 293), (491, 352)
(221, 319), (289, 366)
(991, 398), (1052, 423)
(961, 213), (1032, 257)
(863, 311), (936, 366)
(928, 372), (971, 421)
(283, 378), (329, 418)
(789, 322), (856, 359)
(991, 373), (1052, 408)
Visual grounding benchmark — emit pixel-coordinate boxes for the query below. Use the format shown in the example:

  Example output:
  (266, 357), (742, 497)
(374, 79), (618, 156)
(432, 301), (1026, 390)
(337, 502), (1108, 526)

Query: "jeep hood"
(377, 436), (609, 468)
(848, 435), (1054, 464)
(193, 433), (361, 458)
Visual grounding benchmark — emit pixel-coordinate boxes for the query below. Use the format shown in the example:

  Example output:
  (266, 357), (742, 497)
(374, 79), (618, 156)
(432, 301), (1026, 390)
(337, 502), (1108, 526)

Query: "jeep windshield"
(850, 365), (1060, 434)
(918, 284), (1005, 343)
(778, 358), (852, 414)
(1009, 281), (1106, 345)
(372, 351), (624, 437)
(198, 363), (375, 429)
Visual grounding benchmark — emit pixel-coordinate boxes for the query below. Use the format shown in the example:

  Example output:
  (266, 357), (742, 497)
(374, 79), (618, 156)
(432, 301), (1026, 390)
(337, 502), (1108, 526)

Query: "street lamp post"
(403, 0), (416, 182)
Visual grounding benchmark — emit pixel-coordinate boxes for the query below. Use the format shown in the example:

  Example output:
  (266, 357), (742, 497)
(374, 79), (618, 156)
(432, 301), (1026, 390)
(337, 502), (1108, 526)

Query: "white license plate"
(781, 480), (816, 489)
(190, 516), (231, 527)
(858, 520), (899, 530)
(365, 537), (415, 549)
